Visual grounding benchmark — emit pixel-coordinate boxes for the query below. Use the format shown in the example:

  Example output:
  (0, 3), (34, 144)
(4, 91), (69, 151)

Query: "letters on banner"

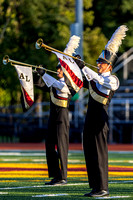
(14, 65), (34, 109)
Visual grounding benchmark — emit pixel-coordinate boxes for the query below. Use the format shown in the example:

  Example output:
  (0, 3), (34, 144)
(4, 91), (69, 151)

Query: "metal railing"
(0, 89), (133, 143)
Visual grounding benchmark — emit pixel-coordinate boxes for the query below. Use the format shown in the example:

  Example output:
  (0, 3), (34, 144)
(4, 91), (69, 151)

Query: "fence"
(0, 94), (133, 143)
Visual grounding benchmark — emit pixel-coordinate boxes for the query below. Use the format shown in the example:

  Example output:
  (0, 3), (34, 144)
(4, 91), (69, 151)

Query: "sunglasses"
(96, 61), (109, 65)
(96, 61), (104, 65)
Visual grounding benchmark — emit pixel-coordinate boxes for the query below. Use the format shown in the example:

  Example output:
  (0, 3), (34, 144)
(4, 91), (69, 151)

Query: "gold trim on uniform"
(50, 88), (68, 108)
(62, 68), (80, 92)
(89, 82), (108, 105)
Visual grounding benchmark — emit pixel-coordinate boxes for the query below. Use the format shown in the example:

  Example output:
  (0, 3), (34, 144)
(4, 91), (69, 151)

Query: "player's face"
(97, 62), (112, 74)
(57, 67), (63, 78)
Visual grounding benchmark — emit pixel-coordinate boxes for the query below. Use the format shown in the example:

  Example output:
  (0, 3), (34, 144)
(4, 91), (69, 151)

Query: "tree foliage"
(93, 0), (133, 53)
(0, 0), (132, 106)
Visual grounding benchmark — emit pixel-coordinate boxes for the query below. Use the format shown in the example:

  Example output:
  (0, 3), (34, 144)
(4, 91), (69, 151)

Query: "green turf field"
(0, 149), (132, 199)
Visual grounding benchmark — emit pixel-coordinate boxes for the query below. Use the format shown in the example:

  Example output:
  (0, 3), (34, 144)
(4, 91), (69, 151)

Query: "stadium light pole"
(71, 0), (83, 59)
(70, 0), (84, 128)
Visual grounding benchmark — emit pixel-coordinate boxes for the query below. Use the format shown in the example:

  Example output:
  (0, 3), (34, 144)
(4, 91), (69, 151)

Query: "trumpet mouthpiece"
(35, 38), (43, 49)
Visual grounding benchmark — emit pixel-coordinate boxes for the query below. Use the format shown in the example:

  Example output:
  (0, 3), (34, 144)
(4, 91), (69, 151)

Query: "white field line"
(0, 192), (8, 194)
(0, 158), (132, 163)
(109, 160), (133, 163)
(0, 183), (87, 190)
(32, 193), (68, 197)
(109, 151), (133, 154)
(96, 196), (130, 199)
(0, 159), (20, 161)
(109, 180), (133, 183)
(0, 158), (81, 163)
(0, 150), (132, 156)
(0, 180), (133, 190)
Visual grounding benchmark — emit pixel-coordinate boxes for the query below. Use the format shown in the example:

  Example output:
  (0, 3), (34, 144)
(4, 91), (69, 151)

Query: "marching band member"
(34, 36), (80, 185)
(75, 25), (128, 197)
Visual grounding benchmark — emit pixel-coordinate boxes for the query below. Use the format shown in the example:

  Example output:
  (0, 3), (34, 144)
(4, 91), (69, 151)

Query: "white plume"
(64, 35), (80, 55)
(105, 25), (128, 55)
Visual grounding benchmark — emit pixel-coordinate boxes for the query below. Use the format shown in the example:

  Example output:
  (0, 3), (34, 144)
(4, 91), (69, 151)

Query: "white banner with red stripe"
(14, 65), (34, 109)
(52, 51), (83, 92)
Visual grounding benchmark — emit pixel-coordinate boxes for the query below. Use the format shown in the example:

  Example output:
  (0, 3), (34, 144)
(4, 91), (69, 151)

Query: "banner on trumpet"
(14, 65), (34, 109)
(52, 51), (83, 92)
(3, 55), (59, 111)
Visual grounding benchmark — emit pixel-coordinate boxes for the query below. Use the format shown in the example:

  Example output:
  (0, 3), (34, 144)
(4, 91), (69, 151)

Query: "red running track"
(0, 143), (132, 151)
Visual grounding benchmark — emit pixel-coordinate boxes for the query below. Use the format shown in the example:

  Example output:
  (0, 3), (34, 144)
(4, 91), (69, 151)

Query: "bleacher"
(0, 48), (133, 144)
(108, 47), (133, 144)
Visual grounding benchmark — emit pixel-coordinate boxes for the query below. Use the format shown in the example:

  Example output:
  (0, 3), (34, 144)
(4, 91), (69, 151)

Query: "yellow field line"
(109, 172), (133, 176)
(0, 163), (86, 168)
(0, 171), (132, 179)
(109, 177), (133, 180)
(0, 163), (132, 169)
(0, 171), (87, 175)
(0, 171), (132, 175)
(0, 163), (47, 168)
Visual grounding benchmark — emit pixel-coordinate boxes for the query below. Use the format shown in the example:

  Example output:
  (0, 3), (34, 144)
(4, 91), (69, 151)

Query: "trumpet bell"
(35, 38), (43, 49)
(3, 55), (9, 65)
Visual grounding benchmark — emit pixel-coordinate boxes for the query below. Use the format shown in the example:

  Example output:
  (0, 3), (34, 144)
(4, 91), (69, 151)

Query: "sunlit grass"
(0, 149), (132, 199)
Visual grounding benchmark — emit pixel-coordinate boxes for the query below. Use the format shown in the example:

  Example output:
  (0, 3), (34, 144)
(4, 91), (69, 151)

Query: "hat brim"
(96, 58), (110, 64)
(56, 64), (61, 69)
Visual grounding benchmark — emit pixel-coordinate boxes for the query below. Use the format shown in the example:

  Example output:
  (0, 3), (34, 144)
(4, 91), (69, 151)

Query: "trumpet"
(3, 55), (58, 74)
(35, 38), (98, 69)
(35, 38), (78, 60)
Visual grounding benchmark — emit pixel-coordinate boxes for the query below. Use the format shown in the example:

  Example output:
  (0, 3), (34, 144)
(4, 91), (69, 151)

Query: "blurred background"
(0, 0), (133, 144)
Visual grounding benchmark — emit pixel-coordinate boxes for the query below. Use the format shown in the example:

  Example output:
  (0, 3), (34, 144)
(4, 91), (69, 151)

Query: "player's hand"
(74, 58), (85, 69)
(36, 67), (46, 76)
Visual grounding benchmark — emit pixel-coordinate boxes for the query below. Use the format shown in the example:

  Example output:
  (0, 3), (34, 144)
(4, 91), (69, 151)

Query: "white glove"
(82, 66), (100, 81)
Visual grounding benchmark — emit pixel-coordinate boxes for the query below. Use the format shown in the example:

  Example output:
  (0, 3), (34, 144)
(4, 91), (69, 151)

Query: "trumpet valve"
(35, 38), (43, 49)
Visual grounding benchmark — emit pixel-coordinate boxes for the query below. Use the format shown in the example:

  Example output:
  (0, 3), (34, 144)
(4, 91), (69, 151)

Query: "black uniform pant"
(45, 107), (69, 180)
(83, 110), (109, 191)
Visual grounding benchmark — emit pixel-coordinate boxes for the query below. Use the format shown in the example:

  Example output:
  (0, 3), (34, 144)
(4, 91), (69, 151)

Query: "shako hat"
(96, 25), (128, 67)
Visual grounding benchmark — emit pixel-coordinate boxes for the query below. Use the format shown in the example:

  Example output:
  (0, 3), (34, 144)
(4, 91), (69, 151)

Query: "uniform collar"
(59, 77), (65, 82)
(99, 71), (111, 77)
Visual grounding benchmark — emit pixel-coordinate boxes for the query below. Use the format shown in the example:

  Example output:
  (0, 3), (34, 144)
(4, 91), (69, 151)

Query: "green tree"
(0, 0), (75, 106)
(92, 0), (133, 53)
(0, 0), (131, 107)
(0, 0), (98, 107)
